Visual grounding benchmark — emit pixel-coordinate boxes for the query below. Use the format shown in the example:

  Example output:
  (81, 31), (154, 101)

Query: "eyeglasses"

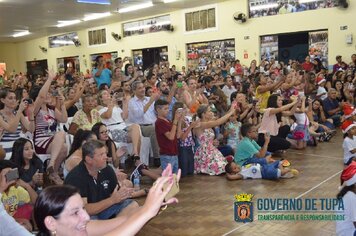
(100, 130), (108, 134)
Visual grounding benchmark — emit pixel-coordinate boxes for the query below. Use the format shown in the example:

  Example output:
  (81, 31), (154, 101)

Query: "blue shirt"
(322, 98), (340, 118)
(92, 68), (112, 88)
(234, 137), (261, 166)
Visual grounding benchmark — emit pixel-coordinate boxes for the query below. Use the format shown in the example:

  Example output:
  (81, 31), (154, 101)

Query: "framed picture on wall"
(186, 39), (235, 69)
(309, 30), (328, 68)
(49, 32), (78, 48)
(248, 0), (339, 19)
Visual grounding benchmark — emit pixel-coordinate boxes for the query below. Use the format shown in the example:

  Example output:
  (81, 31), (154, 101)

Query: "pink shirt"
(258, 108), (279, 136)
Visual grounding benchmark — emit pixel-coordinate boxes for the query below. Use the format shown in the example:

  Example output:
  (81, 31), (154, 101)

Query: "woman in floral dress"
(193, 103), (236, 175)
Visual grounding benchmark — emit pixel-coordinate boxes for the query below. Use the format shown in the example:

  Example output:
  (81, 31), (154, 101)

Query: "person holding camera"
(0, 168), (33, 235)
(0, 160), (38, 232)
(0, 88), (34, 160)
(31, 70), (68, 185)
(257, 94), (298, 153)
(93, 55), (112, 88)
(97, 89), (142, 162)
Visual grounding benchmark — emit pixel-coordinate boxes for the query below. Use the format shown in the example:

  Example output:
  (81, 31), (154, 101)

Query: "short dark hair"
(154, 99), (169, 111)
(225, 162), (233, 174)
(204, 76), (213, 84)
(114, 57), (122, 64)
(34, 185), (79, 235)
(82, 140), (105, 161)
(240, 123), (254, 137)
(98, 83), (108, 91)
(95, 55), (103, 63)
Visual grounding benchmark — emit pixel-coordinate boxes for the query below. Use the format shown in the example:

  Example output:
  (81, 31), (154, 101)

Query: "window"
(185, 7), (216, 32)
(88, 28), (106, 46)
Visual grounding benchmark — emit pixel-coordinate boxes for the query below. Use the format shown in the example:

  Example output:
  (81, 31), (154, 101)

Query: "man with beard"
(158, 80), (177, 121)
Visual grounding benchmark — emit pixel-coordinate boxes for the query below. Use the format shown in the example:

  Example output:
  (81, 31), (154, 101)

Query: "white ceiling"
(0, 0), (229, 43)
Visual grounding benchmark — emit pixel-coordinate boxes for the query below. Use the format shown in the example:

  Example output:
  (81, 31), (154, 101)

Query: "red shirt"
(155, 117), (178, 155)
(302, 62), (314, 72)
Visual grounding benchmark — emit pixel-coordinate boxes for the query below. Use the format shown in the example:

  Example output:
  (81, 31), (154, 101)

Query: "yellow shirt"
(1, 186), (30, 216)
(255, 86), (270, 110)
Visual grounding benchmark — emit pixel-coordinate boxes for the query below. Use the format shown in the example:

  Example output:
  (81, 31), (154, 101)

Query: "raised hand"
(143, 164), (180, 217)
(18, 99), (28, 112)
(46, 69), (56, 80)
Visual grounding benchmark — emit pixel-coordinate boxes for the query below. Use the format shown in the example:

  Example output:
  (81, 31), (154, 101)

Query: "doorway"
(26, 59), (48, 80)
(57, 56), (80, 74)
(132, 46), (168, 71)
(278, 32), (309, 64)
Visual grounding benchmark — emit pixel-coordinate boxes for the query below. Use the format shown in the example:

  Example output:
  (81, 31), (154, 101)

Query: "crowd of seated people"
(0, 53), (355, 234)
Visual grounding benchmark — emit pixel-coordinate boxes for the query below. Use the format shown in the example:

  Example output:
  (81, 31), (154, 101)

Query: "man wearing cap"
(333, 55), (348, 74)
(336, 161), (356, 236)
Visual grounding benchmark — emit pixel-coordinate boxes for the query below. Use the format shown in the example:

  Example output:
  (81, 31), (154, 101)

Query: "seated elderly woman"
(68, 94), (101, 135)
(33, 164), (180, 236)
(97, 89), (141, 159)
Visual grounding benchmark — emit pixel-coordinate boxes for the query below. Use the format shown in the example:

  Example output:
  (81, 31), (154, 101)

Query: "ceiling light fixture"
(125, 20), (171, 31)
(250, 3), (278, 11)
(83, 12), (111, 21)
(117, 2), (153, 13)
(163, 0), (178, 3)
(56, 20), (81, 27)
(298, 0), (321, 3)
(52, 40), (75, 45)
(13, 30), (30, 38)
(77, 0), (111, 5)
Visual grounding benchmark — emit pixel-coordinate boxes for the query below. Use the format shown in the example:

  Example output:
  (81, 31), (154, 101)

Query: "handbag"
(292, 114), (307, 140)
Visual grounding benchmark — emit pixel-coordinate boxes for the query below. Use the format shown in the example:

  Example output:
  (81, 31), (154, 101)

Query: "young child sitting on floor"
(225, 157), (299, 181)
(234, 123), (275, 167)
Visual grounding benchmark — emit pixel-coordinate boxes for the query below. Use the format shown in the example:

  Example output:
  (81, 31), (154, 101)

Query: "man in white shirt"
(221, 76), (237, 105)
(128, 81), (160, 162)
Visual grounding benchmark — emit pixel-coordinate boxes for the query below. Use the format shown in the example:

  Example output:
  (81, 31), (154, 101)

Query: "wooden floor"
(137, 133), (345, 236)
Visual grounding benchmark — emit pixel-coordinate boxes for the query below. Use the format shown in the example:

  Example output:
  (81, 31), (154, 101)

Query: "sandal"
(128, 154), (140, 162)
(48, 172), (63, 185)
(47, 165), (63, 185)
(281, 159), (291, 167)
